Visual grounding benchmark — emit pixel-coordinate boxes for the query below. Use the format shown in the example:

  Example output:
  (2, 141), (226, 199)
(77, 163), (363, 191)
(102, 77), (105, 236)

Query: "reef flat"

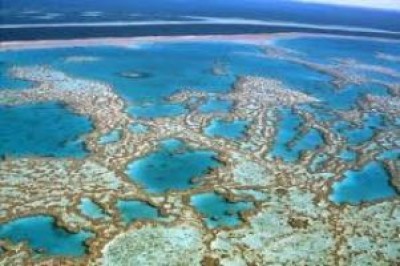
(0, 34), (399, 265)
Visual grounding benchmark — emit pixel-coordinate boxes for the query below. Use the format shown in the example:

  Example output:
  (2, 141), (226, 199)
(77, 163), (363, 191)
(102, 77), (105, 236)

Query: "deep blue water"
(329, 162), (398, 205)
(125, 139), (221, 193)
(0, 215), (93, 256)
(2, 0), (400, 41)
(190, 192), (254, 228)
(276, 37), (400, 68)
(116, 200), (161, 224)
(0, 102), (93, 158)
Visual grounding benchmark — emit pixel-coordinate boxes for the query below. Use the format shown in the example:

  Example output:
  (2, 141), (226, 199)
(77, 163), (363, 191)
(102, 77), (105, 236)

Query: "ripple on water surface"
(329, 162), (398, 205)
(0, 102), (93, 158)
(125, 139), (221, 193)
(190, 192), (254, 229)
(0, 215), (93, 257)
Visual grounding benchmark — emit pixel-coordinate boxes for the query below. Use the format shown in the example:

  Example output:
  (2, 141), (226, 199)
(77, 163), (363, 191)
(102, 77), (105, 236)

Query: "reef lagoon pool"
(0, 102), (93, 158)
(0, 215), (93, 257)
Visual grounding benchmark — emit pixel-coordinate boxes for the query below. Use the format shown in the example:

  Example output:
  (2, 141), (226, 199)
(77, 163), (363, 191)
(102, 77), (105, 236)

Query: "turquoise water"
(127, 102), (187, 119)
(329, 162), (398, 205)
(270, 109), (324, 162)
(0, 215), (93, 256)
(190, 192), (254, 228)
(204, 119), (249, 140)
(297, 104), (338, 121)
(377, 149), (400, 161)
(1, 38), (394, 111)
(0, 61), (31, 90)
(338, 149), (357, 162)
(79, 198), (107, 220)
(125, 139), (221, 193)
(333, 113), (384, 145)
(128, 123), (149, 134)
(0, 102), (93, 158)
(116, 200), (160, 225)
(198, 99), (233, 114)
(0, 43), (241, 103)
(98, 129), (121, 145)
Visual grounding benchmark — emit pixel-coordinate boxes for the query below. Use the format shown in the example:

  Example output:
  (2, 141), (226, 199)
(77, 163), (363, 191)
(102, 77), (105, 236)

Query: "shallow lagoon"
(333, 113), (385, 145)
(204, 119), (249, 140)
(125, 139), (221, 193)
(127, 102), (187, 119)
(98, 129), (121, 145)
(79, 198), (107, 220)
(116, 200), (161, 225)
(198, 99), (233, 114)
(329, 162), (398, 205)
(0, 102), (93, 158)
(270, 108), (324, 162)
(0, 61), (31, 90)
(0, 215), (93, 256)
(190, 192), (254, 228)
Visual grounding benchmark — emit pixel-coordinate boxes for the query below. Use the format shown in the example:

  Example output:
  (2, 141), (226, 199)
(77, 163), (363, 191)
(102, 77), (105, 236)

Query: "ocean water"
(125, 139), (221, 193)
(190, 192), (254, 228)
(0, 215), (93, 256)
(0, 102), (93, 158)
(116, 200), (161, 224)
(204, 119), (249, 140)
(329, 162), (398, 205)
(276, 37), (400, 67)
